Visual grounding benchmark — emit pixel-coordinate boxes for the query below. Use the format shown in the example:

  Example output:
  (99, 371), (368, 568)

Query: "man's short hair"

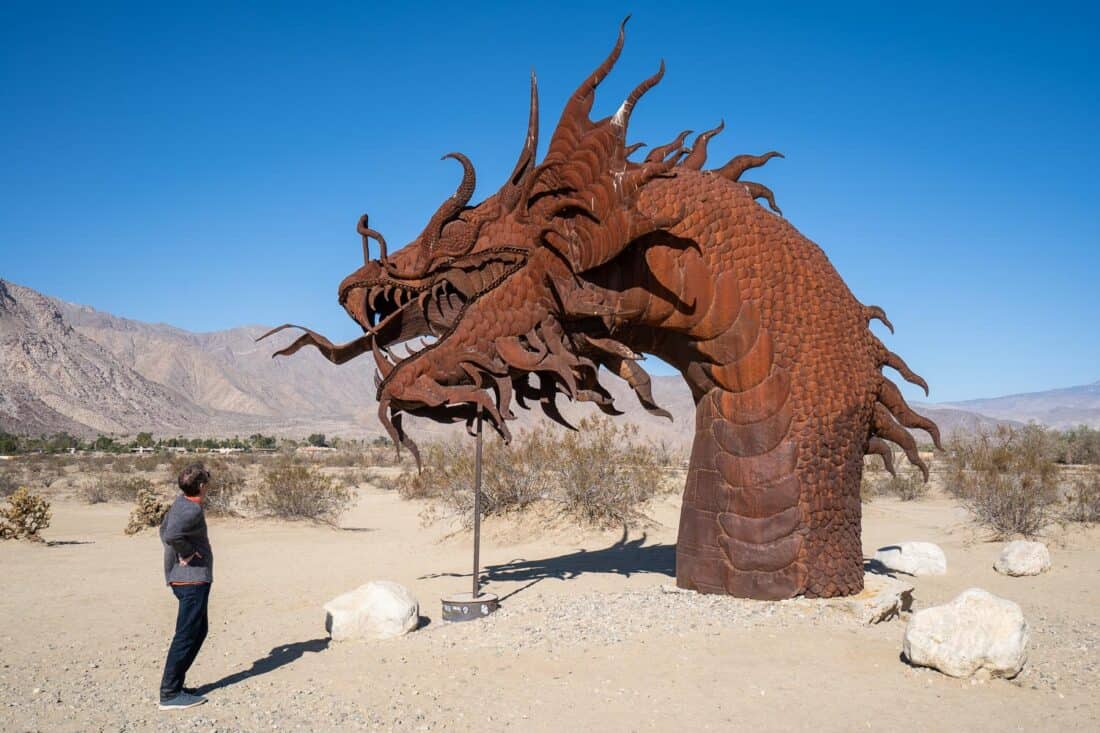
(178, 462), (211, 497)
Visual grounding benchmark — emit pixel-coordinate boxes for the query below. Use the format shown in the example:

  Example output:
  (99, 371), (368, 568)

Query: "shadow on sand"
(421, 528), (675, 601)
(195, 638), (329, 694)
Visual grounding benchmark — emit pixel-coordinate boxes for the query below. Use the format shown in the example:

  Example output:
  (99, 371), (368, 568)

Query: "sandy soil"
(2, 484), (1098, 732)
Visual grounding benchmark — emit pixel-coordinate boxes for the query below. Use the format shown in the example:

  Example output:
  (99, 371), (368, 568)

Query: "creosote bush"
(1064, 472), (1100, 524)
(125, 488), (170, 535)
(247, 463), (352, 523)
(945, 425), (1058, 538)
(0, 487), (51, 541)
(81, 482), (110, 504)
(108, 476), (154, 502)
(0, 471), (17, 498)
(882, 468), (928, 502)
(199, 461), (245, 516)
(396, 416), (670, 529)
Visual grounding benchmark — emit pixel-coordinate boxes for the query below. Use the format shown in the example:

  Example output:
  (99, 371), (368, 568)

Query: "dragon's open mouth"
(258, 249), (527, 378)
(354, 249), (526, 352)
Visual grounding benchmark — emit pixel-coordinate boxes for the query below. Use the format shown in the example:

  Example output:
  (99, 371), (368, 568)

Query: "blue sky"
(1, 2), (1097, 403)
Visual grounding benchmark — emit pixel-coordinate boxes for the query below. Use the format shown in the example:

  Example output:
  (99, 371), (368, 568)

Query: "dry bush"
(1052, 426), (1100, 465)
(0, 471), (17, 498)
(202, 464), (245, 516)
(24, 459), (63, 491)
(1064, 472), (1100, 523)
(81, 482), (110, 504)
(247, 463), (351, 523)
(396, 417), (670, 529)
(396, 429), (552, 519)
(946, 425), (1059, 538)
(125, 487), (169, 535)
(104, 476), (154, 502)
(131, 454), (163, 472)
(860, 473), (877, 503)
(881, 468), (928, 501)
(553, 419), (669, 527)
(0, 487), (51, 541)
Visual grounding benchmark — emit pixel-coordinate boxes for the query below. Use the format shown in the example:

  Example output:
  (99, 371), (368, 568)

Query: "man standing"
(158, 462), (214, 710)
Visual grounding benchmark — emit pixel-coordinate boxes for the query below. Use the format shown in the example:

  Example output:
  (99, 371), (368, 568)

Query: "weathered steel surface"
(262, 19), (940, 600)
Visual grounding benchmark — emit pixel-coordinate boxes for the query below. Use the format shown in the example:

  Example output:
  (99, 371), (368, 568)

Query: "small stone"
(842, 573), (914, 624)
(994, 541), (1051, 577)
(873, 542), (947, 576)
(324, 580), (420, 641)
(903, 588), (1029, 678)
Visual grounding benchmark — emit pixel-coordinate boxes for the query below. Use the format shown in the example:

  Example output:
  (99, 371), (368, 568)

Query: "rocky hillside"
(0, 280), (211, 436)
(939, 382), (1100, 429)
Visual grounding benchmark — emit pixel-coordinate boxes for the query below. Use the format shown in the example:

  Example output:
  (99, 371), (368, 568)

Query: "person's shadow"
(195, 638), (329, 695)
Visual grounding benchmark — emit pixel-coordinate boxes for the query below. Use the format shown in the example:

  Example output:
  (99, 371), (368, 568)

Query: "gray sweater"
(160, 494), (213, 585)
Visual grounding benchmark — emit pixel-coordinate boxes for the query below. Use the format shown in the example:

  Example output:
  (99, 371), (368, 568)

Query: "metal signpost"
(441, 409), (499, 622)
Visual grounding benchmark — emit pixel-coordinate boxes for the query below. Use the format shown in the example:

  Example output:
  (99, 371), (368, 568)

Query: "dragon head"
(260, 19), (782, 463)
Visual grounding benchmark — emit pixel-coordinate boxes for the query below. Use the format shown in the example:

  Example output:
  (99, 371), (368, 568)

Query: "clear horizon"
(2, 2), (1097, 403)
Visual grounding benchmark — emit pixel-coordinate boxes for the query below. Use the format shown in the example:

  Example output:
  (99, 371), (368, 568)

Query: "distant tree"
(134, 432), (155, 448)
(46, 432), (78, 453)
(307, 433), (327, 447)
(0, 432), (19, 455)
(250, 433), (277, 450)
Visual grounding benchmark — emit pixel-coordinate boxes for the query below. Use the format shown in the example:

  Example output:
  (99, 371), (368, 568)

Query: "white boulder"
(873, 542), (947, 576)
(842, 574), (914, 624)
(903, 588), (1029, 678)
(324, 581), (420, 641)
(994, 540), (1051, 577)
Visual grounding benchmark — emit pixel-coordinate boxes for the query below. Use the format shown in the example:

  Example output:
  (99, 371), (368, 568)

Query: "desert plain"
(1, 466), (1098, 733)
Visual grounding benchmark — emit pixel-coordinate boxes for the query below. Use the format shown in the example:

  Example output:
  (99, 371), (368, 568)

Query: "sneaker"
(158, 692), (207, 710)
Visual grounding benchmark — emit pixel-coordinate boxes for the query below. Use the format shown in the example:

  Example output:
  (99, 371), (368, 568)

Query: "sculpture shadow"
(863, 557), (904, 578)
(422, 529), (675, 601)
(194, 638), (329, 695)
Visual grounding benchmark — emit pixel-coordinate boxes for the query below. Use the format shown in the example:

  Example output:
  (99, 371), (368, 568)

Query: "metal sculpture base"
(441, 592), (500, 623)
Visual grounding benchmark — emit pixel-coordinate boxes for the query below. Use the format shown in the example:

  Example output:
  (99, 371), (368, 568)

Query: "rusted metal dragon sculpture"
(261, 20), (940, 599)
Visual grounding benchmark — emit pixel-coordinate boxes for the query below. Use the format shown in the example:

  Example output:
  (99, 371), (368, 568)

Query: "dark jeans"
(159, 583), (211, 701)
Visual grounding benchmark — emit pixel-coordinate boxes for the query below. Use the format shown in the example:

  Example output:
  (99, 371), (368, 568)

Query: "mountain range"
(1, 278), (1095, 446)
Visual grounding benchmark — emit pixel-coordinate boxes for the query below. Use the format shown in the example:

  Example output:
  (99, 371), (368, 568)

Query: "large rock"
(994, 540), (1051, 577)
(324, 581), (419, 641)
(842, 574), (914, 624)
(903, 588), (1029, 678)
(873, 542), (947, 576)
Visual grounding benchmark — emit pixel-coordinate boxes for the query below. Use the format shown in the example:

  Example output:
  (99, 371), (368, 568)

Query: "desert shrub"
(24, 459), (63, 491)
(396, 417), (670, 529)
(860, 473), (877, 503)
(1063, 472), (1100, 523)
(131, 454), (163, 472)
(553, 419), (668, 527)
(946, 425), (1058, 538)
(396, 429), (553, 518)
(881, 469), (928, 501)
(125, 487), (169, 535)
(105, 476), (154, 502)
(0, 471), (17, 498)
(247, 463), (352, 523)
(0, 488), (51, 541)
(1051, 425), (1100, 465)
(81, 482), (110, 504)
(202, 464), (245, 516)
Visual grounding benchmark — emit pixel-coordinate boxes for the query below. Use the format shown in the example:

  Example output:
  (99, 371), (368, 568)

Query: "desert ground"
(2, 473), (1099, 732)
